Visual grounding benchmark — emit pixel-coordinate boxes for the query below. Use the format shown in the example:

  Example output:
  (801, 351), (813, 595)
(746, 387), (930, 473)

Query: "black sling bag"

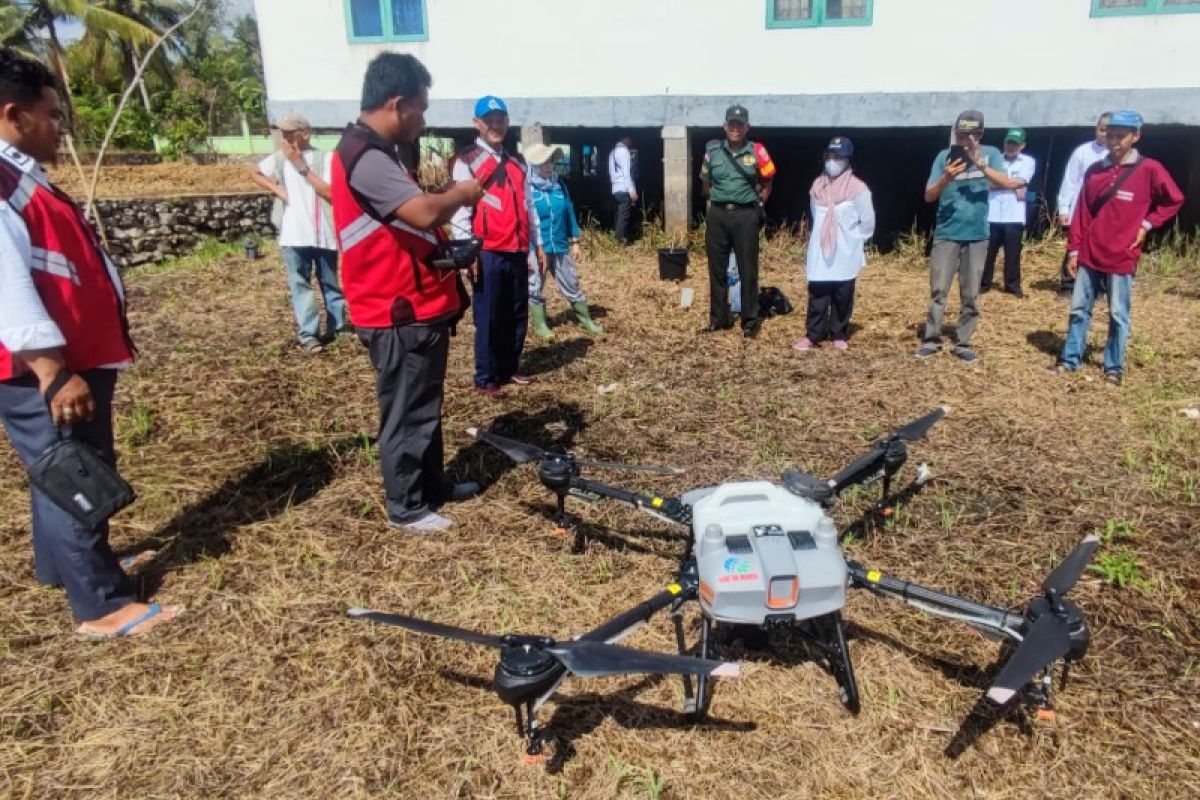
(1087, 159), (1141, 217)
(718, 143), (767, 226)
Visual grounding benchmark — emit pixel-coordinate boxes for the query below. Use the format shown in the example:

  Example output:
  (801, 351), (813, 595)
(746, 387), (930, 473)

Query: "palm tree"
(4, 1), (159, 126)
(84, 1), (189, 110)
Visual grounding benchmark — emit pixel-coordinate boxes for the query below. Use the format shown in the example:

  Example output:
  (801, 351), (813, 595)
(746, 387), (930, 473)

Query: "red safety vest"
(457, 144), (529, 253)
(0, 148), (133, 381)
(331, 125), (461, 328)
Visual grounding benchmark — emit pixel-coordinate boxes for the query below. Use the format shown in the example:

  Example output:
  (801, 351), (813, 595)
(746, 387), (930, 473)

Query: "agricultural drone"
(348, 407), (1098, 760)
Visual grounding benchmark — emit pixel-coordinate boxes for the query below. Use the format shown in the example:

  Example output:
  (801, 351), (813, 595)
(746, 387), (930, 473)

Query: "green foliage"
(1088, 518), (1147, 589)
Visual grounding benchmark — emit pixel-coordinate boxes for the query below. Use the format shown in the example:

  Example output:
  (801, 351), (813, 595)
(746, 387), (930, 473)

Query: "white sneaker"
(388, 511), (453, 532)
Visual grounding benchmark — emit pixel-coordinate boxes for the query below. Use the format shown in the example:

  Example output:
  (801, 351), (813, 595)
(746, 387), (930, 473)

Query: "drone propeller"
(984, 535), (1100, 705)
(892, 406), (950, 442)
(1041, 535), (1101, 596)
(467, 428), (683, 475)
(986, 614), (1072, 705)
(347, 608), (738, 680)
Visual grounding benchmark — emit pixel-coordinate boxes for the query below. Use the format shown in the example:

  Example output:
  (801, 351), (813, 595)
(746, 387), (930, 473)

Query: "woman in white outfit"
(794, 136), (875, 351)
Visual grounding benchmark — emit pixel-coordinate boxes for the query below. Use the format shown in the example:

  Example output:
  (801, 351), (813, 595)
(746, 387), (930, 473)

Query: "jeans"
(924, 239), (986, 347)
(1058, 264), (1133, 375)
(281, 246), (348, 344)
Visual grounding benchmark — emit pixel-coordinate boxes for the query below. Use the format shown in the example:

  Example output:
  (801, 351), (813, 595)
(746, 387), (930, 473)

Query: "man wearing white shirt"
(0, 49), (181, 638)
(251, 113), (349, 353)
(982, 128), (1036, 298)
(608, 133), (637, 244)
(1055, 112), (1110, 297)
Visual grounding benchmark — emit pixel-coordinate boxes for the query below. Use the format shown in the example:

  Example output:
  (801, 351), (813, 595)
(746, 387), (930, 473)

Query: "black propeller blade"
(347, 609), (740, 680)
(1042, 535), (1101, 596)
(830, 446), (885, 488)
(468, 429), (546, 464)
(347, 608), (508, 648)
(892, 405), (950, 442)
(467, 428), (683, 475)
(986, 613), (1072, 705)
(546, 640), (739, 679)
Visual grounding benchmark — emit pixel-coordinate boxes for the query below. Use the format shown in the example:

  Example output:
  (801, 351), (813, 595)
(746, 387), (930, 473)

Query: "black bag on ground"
(758, 286), (794, 318)
(28, 434), (135, 529)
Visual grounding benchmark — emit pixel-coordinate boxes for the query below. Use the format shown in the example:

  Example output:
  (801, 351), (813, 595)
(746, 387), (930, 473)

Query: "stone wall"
(95, 194), (274, 267)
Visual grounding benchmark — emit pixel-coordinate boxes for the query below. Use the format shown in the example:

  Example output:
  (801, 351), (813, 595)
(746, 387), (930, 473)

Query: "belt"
(714, 202), (757, 211)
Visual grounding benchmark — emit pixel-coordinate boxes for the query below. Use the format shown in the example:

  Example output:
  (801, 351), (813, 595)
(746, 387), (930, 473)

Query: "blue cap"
(473, 95), (508, 119)
(1108, 110), (1143, 131)
(826, 136), (854, 157)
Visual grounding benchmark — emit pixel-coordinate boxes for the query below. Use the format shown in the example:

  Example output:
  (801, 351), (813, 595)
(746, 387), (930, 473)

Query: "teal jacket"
(529, 178), (581, 254)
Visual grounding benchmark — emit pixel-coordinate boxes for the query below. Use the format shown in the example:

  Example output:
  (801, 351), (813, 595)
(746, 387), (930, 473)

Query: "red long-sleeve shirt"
(1069, 152), (1184, 275)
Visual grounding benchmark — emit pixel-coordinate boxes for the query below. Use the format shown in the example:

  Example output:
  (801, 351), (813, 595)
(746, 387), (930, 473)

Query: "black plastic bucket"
(657, 248), (688, 281)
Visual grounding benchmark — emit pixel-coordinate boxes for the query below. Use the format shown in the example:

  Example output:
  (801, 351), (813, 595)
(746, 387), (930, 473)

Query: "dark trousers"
(613, 192), (632, 244)
(982, 222), (1025, 293)
(472, 250), (529, 388)
(705, 204), (760, 327)
(0, 369), (135, 622)
(359, 324), (451, 523)
(806, 279), (856, 342)
(1060, 249), (1075, 294)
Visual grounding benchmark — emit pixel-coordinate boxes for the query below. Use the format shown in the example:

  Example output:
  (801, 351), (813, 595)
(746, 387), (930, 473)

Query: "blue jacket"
(530, 179), (581, 255)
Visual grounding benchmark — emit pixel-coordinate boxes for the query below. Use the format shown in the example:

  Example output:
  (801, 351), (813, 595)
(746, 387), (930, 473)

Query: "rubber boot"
(572, 300), (603, 335)
(530, 302), (554, 340)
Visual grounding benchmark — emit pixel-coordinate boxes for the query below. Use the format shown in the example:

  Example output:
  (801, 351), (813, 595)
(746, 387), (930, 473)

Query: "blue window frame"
(766, 0), (873, 29)
(345, 0), (428, 42)
(1091, 0), (1200, 16)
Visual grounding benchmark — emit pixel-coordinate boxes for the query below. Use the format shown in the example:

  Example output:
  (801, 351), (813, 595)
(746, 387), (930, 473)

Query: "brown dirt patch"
(1, 233), (1198, 798)
(48, 161), (261, 199)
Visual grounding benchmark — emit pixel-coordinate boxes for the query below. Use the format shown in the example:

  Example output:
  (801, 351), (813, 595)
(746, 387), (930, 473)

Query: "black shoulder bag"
(1087, 159), (1141, 217)
(719, 143), (767, 227)
(27, 372), (135, 529)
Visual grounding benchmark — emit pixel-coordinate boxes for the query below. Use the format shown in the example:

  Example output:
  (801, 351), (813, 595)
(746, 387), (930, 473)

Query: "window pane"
(1163, 0), (1200, 7)
(774, 0), (813, 21)
(391, 0), (425, 36)
(826, 0), (869, 19)
(1097, 0), (1148, 8)
(350, 0), (384, 37)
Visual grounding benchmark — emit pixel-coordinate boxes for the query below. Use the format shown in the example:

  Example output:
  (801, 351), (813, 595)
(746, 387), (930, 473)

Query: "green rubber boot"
(530, 302), (554, 340)
(572, 300), (603, 335)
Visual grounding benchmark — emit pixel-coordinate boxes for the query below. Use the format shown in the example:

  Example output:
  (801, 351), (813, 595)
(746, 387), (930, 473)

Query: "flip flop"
(75, 603), (181, 642)
(119, 550), (157, 574)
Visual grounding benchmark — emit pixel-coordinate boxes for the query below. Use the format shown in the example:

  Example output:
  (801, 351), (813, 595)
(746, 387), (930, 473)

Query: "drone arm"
(569, 477), (690, 525)
(580, 581), (696, 645)
(846, 561), (1019, 634)
(830, 446), (888, 498)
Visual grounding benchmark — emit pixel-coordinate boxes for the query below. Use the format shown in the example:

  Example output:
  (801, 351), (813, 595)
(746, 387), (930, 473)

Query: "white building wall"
(253, 0), (1200, 126)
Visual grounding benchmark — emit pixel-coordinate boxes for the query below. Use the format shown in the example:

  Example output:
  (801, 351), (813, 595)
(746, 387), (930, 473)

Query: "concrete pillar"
(662, 125), (691, 240)
(520, 123), (547, 151)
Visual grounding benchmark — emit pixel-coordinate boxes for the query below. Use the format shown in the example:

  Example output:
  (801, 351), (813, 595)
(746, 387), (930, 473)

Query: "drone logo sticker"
(720, 558), (759, 584)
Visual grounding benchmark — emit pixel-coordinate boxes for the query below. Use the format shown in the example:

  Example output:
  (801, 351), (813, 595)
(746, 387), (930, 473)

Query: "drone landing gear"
(792, 612), (860, 715)
(672, 612), (715, 720)
(548, 491), (586, 552)
(512, 701), (549, 764)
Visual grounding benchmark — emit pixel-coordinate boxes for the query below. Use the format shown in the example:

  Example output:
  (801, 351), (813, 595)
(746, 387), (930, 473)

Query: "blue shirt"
(530, 179), (581, 254)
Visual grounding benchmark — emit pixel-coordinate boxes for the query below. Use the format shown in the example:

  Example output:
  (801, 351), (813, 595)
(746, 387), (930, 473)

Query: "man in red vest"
(0, 49), (181, 637)
(330, 53), (485, 532)
(450, 96), (542, 399)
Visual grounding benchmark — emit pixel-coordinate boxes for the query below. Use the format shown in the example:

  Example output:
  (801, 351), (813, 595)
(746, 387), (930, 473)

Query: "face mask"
(824, 159), (849, 178)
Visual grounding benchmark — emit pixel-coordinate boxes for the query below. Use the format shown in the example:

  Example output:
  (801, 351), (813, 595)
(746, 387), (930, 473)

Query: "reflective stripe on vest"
(339, 213), (382, 252)
(30, 246), (81, 285)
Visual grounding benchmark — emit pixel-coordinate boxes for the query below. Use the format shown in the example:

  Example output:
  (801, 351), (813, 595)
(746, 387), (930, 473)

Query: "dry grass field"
(2, 229), (1198, 799)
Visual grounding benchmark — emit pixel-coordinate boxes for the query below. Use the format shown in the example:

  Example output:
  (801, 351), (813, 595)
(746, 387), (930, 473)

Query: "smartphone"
(947, 145), (969, 165)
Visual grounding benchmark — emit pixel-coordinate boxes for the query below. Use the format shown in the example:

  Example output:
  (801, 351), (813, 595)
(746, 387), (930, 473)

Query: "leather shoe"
(698, 322), (733, 334)
(742, 320), (761, 339)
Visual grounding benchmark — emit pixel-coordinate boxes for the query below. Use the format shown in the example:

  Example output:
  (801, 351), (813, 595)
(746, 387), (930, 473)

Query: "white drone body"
(683, 481), (848, 626)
